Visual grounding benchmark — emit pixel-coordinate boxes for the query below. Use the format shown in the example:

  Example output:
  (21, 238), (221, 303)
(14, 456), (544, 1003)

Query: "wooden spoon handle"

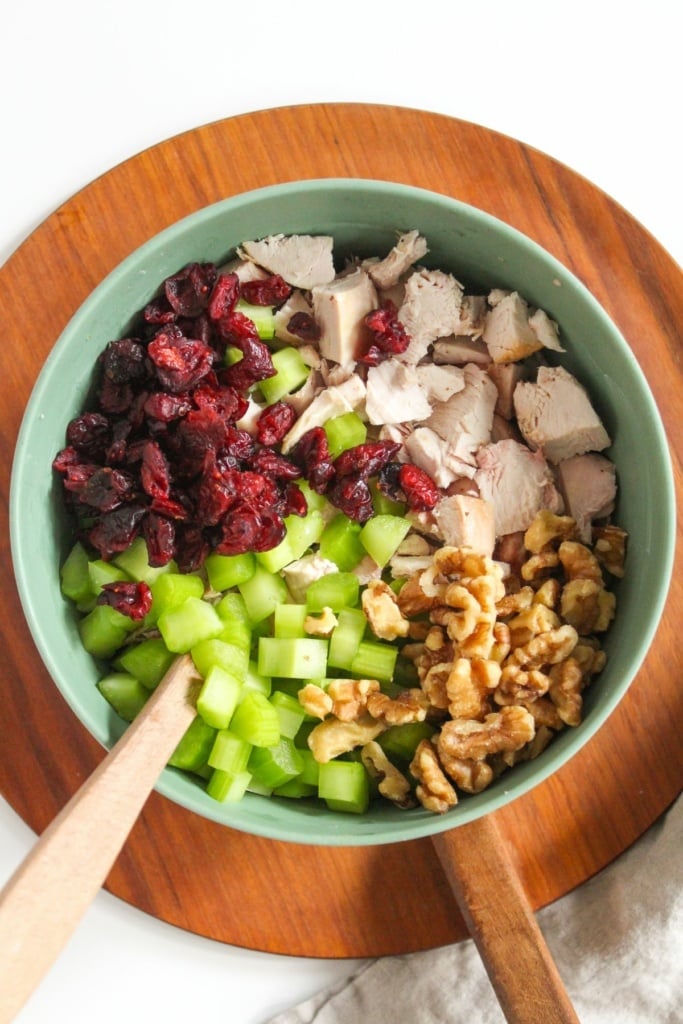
(432, 816), (579, 1024)
(0, 654), (199, 1024)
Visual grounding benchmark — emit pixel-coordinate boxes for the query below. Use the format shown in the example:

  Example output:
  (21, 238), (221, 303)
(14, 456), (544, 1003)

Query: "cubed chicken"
(365, 360), (432, 425)
(528, 308), (564, 352)
(415, 363), (466, 403)
(483, 291), (544, 363)
(397, 268), (464, 364)
(432, 336), (491, 367)
(217, 257), (270, 283)
(363, 230), (429, 290)
(239, 234), (335, 289)
(474, 439), (564, 537)
(282, 554), (339, 603)
(487, 361), (530, 419)
(513, 365), (611, 463)
(312, 267), (378, 365)
(433, 494), (496, 557)
(281, 374), (366, 452)
(557, 453), (617, 542)
(404, 426), (477, 488)
(425, 363), (498, 458)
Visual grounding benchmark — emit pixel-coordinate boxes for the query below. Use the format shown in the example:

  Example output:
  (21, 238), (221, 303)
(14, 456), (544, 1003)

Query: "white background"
(1, 2), (680, 1022)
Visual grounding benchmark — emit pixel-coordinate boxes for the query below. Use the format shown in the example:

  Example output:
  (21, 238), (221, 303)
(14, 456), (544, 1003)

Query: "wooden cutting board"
(0, 104), (681, 958)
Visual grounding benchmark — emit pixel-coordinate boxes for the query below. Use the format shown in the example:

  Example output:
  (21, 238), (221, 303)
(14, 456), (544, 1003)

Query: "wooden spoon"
(0, 654), (200, 1024)
(0, 651), (578, 1024)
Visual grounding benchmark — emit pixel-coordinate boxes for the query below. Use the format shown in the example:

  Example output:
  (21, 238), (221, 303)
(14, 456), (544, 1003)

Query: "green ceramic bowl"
(10, 179), (675, 845)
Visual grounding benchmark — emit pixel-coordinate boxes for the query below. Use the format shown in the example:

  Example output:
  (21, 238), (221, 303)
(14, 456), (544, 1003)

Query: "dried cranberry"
(170, 406), (229, 478)
(207, 273), (240, 322)
(148, 326), (214, 393)
(216, 501), (262, 555)
(358, 301), (410, 364)
(193, 382), (248, 422)
(398, 463), (440, 510)
(140, 440), (171, 500)
(102, 338), (147, 385)
(290, 427), (335, 494)
(142, 513), (176, 567)
(88, 504), (147, 558)
(79, 466), (136, 512)
(240, 274), (292, 307)
(221, 468), (280, 509)
(143, 391), (193, 422)
(256, 401), (297, 446)
(165, 262), (217, 318)
(328, 475), (374, 523)
(143, 293), (176, 325)
(97, 377), (135, 415)
(376, 461), (403, 502)
(149, 495), (189, 520)
(333, 440), (401, 481)
(281, 481), (308, 517)
(219, 312), (276, 392)
(97, 580), (152, 620)
(223, 427), (256, 462)
(251, 509), (286, 551)
(66, 413), (111, 459)
(174, 524), (210, 573)
(248, 448), (301, 481)
(287, 312), (321, 342)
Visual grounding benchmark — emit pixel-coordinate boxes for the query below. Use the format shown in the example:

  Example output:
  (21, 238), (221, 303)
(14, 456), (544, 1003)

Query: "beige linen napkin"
(268, 794), (682, 1024)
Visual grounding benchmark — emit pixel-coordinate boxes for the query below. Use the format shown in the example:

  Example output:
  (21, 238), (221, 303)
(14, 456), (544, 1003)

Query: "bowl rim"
(9, 177), (677, 845)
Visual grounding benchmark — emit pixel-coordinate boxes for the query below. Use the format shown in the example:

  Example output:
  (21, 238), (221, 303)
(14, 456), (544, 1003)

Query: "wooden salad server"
(0, 654), (200, 1024)
(0, 648), (578, 1024)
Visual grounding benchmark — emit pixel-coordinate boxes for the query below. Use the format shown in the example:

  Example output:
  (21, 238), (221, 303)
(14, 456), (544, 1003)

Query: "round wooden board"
(0, 104), (681, 959)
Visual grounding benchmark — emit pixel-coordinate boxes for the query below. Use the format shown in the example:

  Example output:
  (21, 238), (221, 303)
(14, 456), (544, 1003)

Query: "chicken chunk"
(557, 453), (617, 542)
(425, 363), (498, 459)
(404, 426), (476, 488)
(397, 268), (464, 364)
(365, 360), (432, 425)
(474, 439), (564, 537)
(482, 291), (544, 363)
(432, 336), (491, 367)
(513, 365), (611, 463)
(432, 494), (496, 557)
(282, 554), (338, 603)
(415, 363), (466, 403)
(312, 267), (378, 364)
(239, 234), (335, 289)
(363, 230), (429, 290)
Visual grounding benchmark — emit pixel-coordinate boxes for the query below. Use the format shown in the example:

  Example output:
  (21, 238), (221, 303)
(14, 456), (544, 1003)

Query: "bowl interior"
(10, 179), (676, 845)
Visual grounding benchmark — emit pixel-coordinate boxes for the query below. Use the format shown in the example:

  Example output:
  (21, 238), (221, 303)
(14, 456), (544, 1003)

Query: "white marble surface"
(1, 2), (680, 1022)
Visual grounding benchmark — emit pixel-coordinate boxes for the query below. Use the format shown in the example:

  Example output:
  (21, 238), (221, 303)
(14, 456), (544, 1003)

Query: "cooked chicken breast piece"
(513, 365), (611, 463)
(239, 234), (335, 289)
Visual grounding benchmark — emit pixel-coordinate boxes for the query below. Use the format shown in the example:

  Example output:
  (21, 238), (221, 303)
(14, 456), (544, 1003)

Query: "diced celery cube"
(235, 298), (276, 340)
(248, 736), (304, 789)
(97, 672), (149, 721)
(359, 514), (411, 568)
(151, 573), (205, 617)
(230, 691), (281, 747)
(158, 596), (224, 654)
(87, 559), (129, 593)
(306, 572), (359, 612)
(197, 665), (242, 729)
(191, 638), (250, 681)
(114, 637), (175, 690)
(169, 717), (217, 773)
(273, 603), (308, 638)
(242, 661), (272, 697)
(257, 637), (328, 680)
(272, 778), (317, 798)
(206, 767), (252, 803)
(113, 536), (177, 584)
(259, 347), (310, 404)
(327, 607), (367, 670)
(255, 509), (325, 574)
(216, 591), (251, 624)
(370, 479), (406, 517)
(318, 760), (369, 814)
(79, 604), (135, 660)
(270, 690), (306, 739)
(324, 411), (367, 457)
(296, 479), (329, 513)
(297, 748), (320, 786)
(238, 565), (289, 623)
(60, 542), (95, 605)
(378, 721), (436, 761)
(208, 729), (253, 772)
(350, 640), (398, 683)
(205, 551), (256, 592)
(318, 514), (365, 571)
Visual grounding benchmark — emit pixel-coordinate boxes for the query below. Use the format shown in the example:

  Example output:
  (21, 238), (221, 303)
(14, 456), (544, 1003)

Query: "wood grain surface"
(0, 104), (681, 958)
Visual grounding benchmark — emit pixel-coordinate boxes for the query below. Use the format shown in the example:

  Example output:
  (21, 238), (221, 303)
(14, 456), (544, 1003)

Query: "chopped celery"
(230, 690), (281, 747)
(79, 604), (135, 659)
(306, 572), (359, 612)
(208, 728), (252, 772)
(318, 760), (369, 814)
(327, 607), (367, 670)
(370, 479), (406, 517)
(191, 637), (250, 681)
(235, 298), (275, 340)
(297, 748), (320, 787)
(350, 640), (397, 682)
(296, 479), (329, 513)
(238, 564), (289, 622)
(257, 637), (328, 679)
(216, 591), (251, 624)
(151, 572), (205, 617)
(259, 347), (310, 404)
(248, 736), (304, 789)
(60, 542), (95, 605)
(97, 672), (149, 721)
(359, 514), (411, 568)
(197, 665), (242, 729)
(378, 721), (436, 761)
(114, 637), (175, 690)
(158, 596), (224, 654)
(113, 536), (177, 584)
(169, 717), (217, 774)
(272, 778), (317, 799)
(206, 767), (252, 803)
(273, 603), (308, 638)
(318, 514), (365, 571)
(270, 690), (306, 739)
(87, 559), (129, 593)
(205, 551), (256, 592)
(255, 508), (325, 574)
(324, 411), (367, 457)
(242, 661), (272, 697)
